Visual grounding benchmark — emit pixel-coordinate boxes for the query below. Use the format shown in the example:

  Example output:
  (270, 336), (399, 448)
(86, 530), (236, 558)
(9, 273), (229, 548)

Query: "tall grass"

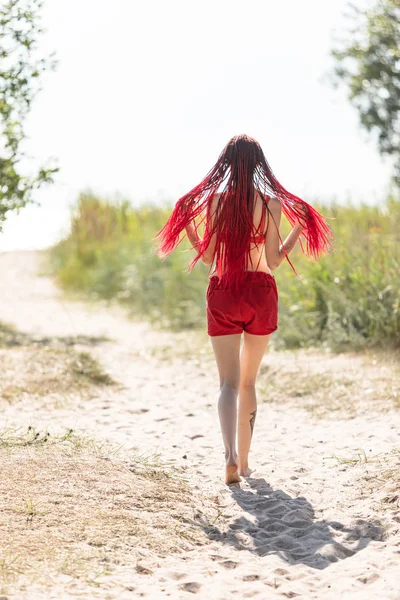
(49, 192), (400, 351)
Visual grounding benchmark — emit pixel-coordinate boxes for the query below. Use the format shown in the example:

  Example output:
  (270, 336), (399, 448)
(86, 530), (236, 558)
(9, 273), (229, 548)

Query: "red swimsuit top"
(249, 195), (270, 245)
(249, 233), (266, 244)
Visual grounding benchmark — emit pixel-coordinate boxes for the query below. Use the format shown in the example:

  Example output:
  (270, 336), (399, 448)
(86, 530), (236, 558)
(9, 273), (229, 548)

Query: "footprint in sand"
(357, 573), (380, 585)
(242, 574), (260, 581)
(221, 560), (239, 569)
(209, 554), (226, 561)
(169, 572), (186, 581)
(179, 582), (202, 593)
(274, 568), (290, 576)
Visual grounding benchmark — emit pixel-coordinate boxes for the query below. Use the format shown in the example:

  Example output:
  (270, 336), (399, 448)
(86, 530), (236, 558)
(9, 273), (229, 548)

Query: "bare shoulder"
(255, 192), (281, 217)
(267, 195), (281, 215)
(210, 192), (221, 215)
(204, 193), (220, 228)
(256, 192), (281, 210)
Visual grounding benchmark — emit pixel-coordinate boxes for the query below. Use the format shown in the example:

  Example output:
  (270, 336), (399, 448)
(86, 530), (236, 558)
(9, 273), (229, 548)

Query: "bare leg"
(238, 332), (271, 477)
(210, 334), (241, 484)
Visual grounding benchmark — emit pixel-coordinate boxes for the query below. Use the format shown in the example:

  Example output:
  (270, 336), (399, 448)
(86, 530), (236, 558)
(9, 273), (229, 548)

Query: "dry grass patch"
(328, 447), (400, 533)
(258, 348), (400, 418)
(0, 428), (213, 596)
(358, 448), (400, 513)
(0, 320), (111, 349)
(0, 346), (117, 406)
(0, 323), (119, 408)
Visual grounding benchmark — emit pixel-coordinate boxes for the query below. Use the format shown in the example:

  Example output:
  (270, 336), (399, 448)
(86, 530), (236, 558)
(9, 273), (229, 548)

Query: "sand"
(0, 250), (399, 599)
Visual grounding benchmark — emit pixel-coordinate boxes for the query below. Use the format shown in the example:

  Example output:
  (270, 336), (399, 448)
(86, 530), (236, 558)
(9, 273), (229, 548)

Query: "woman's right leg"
(238, 332), (271, 476)
(210, 333), (242, 484)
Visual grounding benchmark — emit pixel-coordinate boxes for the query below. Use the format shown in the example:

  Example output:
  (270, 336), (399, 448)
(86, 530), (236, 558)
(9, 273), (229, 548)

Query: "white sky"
(0, 0), (393, 250)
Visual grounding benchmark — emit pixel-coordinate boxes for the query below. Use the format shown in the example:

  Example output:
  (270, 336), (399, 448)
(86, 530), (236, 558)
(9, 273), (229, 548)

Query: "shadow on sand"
(205, 477), (384, 570)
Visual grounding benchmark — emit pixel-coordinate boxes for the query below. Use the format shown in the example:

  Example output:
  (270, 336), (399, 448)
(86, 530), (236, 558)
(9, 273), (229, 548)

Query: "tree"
(0, 0), (57, 231)
(331, 0), (400, 185)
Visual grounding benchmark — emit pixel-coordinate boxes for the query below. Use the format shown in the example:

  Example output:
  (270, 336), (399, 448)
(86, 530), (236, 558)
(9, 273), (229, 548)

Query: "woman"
(156, 134), (333, 484)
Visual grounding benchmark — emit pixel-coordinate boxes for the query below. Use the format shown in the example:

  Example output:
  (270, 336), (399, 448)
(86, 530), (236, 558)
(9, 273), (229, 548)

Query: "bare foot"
(226, 462), (241, 484)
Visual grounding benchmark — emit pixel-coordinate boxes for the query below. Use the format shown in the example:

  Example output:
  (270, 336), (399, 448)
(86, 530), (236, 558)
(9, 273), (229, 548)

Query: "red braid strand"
(155, 134), (334, 289)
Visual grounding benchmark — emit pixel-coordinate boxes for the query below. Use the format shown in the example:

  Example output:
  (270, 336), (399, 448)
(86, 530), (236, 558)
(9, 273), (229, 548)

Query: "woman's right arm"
(265, 198), (305, 270)
(184, 193), (219, 265)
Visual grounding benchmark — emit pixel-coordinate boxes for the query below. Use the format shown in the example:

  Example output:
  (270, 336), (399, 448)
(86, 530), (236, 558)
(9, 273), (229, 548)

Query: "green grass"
(48, 191), (400, 351)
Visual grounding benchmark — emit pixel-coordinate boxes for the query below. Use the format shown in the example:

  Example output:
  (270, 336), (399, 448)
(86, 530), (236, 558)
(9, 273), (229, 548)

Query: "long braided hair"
(156, 134), (334, 289)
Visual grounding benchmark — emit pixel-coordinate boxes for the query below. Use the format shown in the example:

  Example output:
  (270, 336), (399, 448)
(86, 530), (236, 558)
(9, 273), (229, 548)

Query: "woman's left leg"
(210, 333), (242, 484)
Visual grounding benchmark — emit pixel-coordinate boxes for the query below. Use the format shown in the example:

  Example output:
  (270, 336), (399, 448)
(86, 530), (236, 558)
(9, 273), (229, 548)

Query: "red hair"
(155, 134), (334, 289)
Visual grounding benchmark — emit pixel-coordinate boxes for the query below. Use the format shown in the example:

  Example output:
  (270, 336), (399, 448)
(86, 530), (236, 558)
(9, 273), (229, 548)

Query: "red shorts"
(206, 271), (278, 337)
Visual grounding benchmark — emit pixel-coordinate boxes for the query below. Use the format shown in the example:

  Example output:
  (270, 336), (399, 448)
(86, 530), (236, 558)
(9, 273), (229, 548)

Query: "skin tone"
(186, 192), (306, 484)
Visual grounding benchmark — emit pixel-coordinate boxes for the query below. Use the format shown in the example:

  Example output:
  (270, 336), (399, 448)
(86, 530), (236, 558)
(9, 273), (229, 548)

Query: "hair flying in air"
(155, 134), (334, 289)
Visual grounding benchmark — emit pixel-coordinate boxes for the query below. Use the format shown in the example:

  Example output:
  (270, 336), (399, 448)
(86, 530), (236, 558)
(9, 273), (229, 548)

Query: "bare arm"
(265, 198), (305, 270)
(275, 224), (304, 269)
(185, 194), (219, 265)
(185, 221), (201, 251)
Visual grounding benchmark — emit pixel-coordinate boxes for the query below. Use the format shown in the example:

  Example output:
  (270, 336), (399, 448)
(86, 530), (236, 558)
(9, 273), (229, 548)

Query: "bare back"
(208, 191), (282, 276)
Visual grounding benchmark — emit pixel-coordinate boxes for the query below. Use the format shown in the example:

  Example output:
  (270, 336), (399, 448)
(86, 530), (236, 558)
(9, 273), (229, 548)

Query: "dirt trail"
(1, 250), (399, 600)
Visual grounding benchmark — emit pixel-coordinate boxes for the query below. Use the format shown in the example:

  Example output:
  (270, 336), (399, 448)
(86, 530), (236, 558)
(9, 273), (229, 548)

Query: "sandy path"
(1, 250), (399, 600)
